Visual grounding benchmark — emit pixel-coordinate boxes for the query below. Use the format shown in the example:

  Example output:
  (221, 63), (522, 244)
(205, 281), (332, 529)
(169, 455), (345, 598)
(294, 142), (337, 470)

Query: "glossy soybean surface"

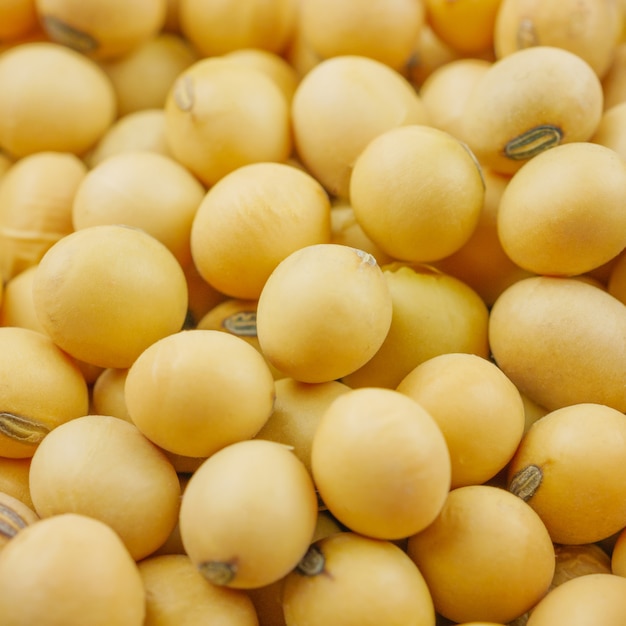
(256, 243), (393, 383)
(139, 553), (259, 626)
(28, 414), (181, 560)
(32, 224), (188, 369)
(488, 276), (626, 412)
(282, 532), (436, 626)
(0, 513), (145, 626)
(125, 328), (276, 458)
(461, 46), (603, 174)
(311, 387), (451, 540)
(190, 161), (332, 299)
(2, 2), (626, 625)
(526, 573), (626, 626)
(497, 142), (626, 276)
(0, 42), (116, 157)
(407, 485), (555, 624)
(179, 439), (318, 590)
(397, 352), (525, 488)
(507, 403), (626, 545)
(349, 124), (484, 263)
(0, 326), (89, 459)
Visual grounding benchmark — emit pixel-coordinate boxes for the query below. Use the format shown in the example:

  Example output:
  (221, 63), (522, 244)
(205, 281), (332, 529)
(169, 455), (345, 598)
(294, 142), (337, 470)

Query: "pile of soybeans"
(2, 1), (626, 624)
